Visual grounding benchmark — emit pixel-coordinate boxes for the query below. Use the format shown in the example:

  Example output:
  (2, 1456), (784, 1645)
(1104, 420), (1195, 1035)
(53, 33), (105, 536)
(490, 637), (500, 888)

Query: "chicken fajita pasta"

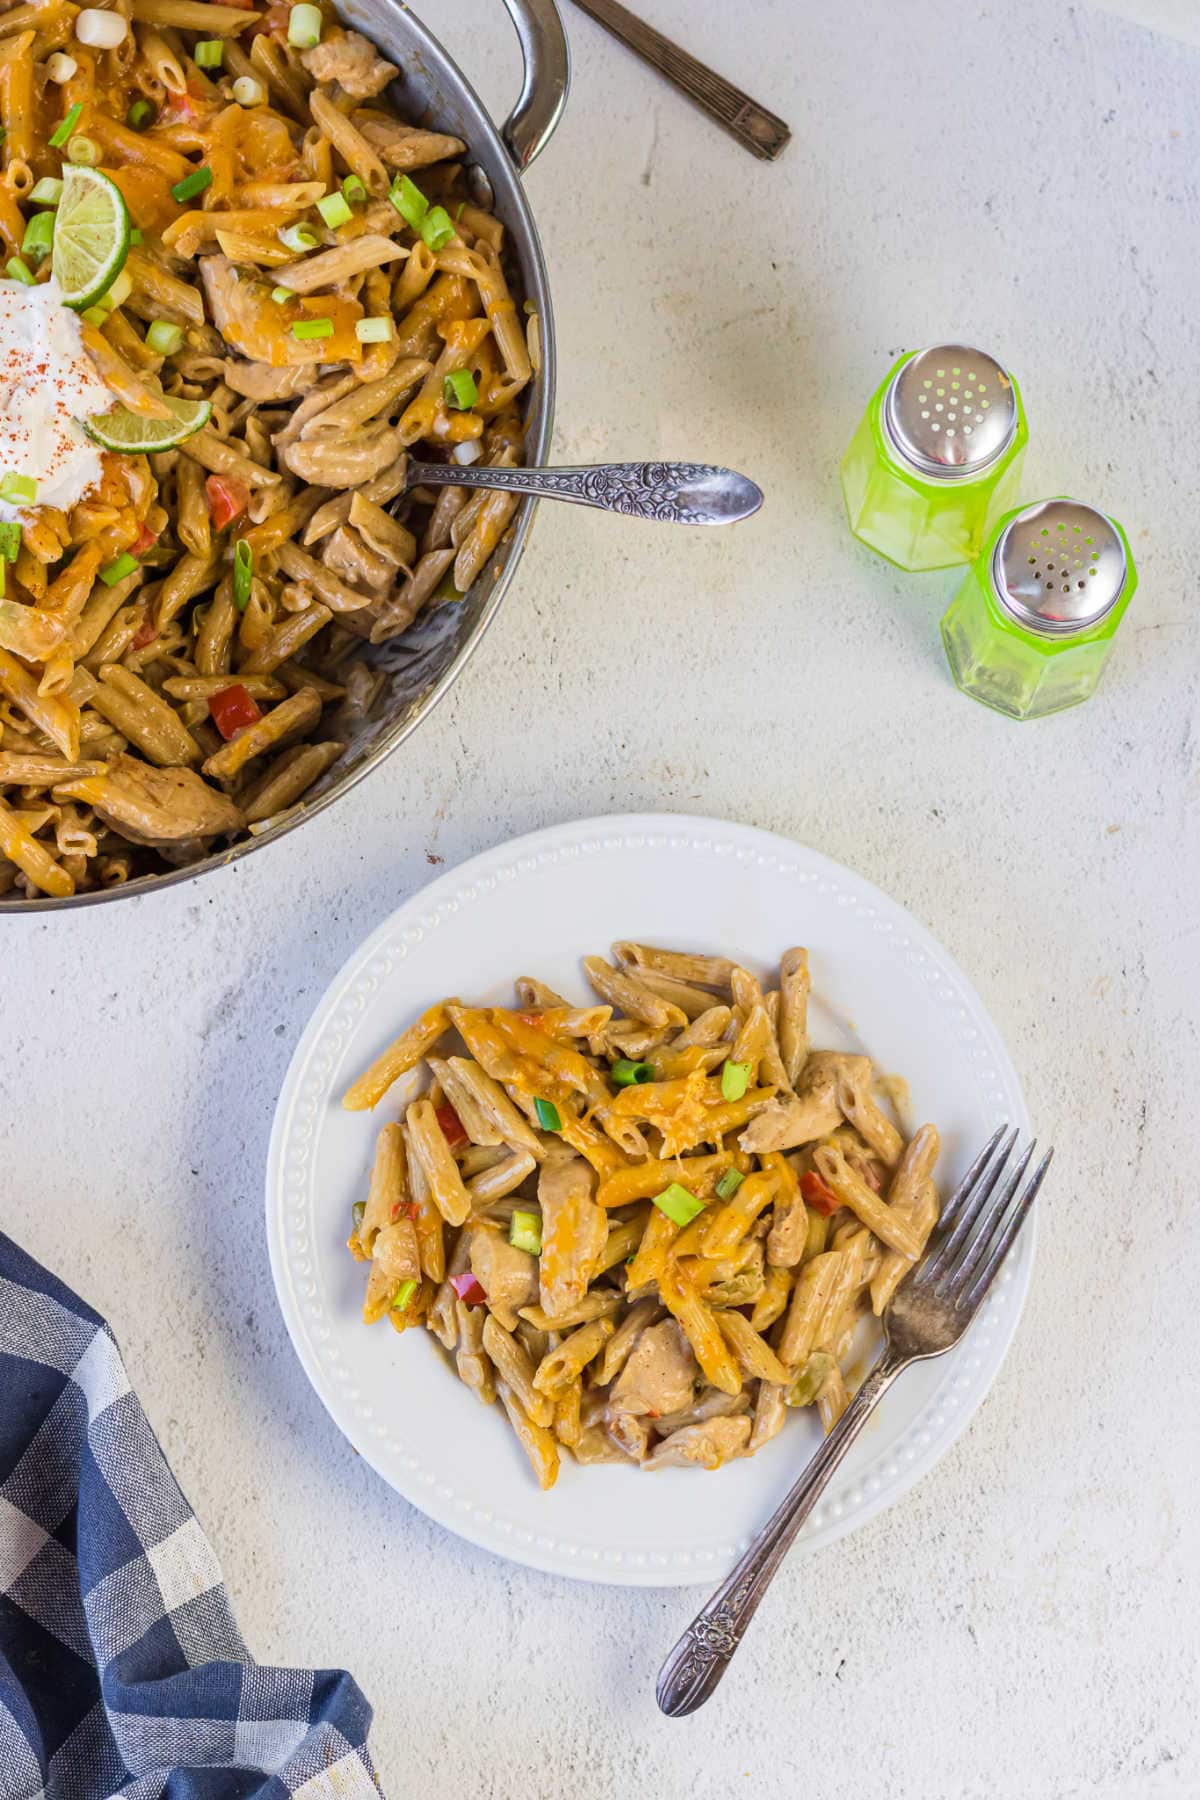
(343, 942), (942, 1490)
(0, 0), (536, 898)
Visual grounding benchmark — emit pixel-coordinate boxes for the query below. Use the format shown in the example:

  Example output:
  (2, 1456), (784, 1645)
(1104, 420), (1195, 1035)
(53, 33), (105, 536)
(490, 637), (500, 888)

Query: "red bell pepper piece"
(205, 473), (251, 531)
(130, 614), (158, 651)
(435, 1102), (467, 1151)
(207, 683), (262, 740)
(131, 523), (158, 555)
(800, 1170), (840, 1217)
(449, 1271), (486, 1306)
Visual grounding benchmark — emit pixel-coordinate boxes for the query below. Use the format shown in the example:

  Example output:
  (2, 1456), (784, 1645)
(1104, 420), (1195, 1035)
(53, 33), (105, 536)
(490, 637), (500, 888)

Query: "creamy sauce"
(0, 278), (112, 520)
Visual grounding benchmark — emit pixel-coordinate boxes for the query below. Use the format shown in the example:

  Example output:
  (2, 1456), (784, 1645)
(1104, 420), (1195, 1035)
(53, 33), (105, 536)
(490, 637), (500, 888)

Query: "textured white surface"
(2, 0), (1198, 1794)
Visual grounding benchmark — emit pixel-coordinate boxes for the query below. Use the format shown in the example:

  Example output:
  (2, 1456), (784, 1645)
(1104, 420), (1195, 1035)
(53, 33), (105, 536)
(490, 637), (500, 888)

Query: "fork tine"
(936, 1123), (1008, 1232)
(920, 1127), (1017, 1285)
(940, 1137), (1037, 1297)
(958, 1147), (1053, 1313)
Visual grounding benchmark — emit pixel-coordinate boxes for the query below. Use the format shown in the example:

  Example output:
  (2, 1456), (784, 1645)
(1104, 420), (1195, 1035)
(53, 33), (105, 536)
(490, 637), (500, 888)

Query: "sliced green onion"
(354, 315), (393, 343)
(341, 173), (366, 206)
(106, 268), (132, 308)
(0, 472), (36, 505)
(278, 222), (319, 253)
(715, 1167), (745, 1201)
(721, 1060), (751, 1102)
(786, 1350), (837, 1410)
(291, 317), (333, 340)
(81, 304), (109, 325)
(287, 2), (322, 47)
(233, 538), (253, 609)
(127, 98), (155, 130)
(66, 135), (100, 166)
(49, 102), (82, 149)
(129, 227), (143, 245)
(21, 213), (55, 261)
(0, 522), (21, 562)
(611, 1058), (654, 1088)
(351, 1199), (365, 1229)
(389, 173), (427, 229)
(316, 190), (352, 229)
(193, 37), (223, 66)
(652, 1183), (704, 1227)
(391, 1276), (419, 1313)
(443, 367), (478, 410)
(533, 1097), (561, 1132)
(454, 200), (465, 220)
(5, 256), (34, 286)
(146, 319), (183, 355)
(270, 285), (294, 304)
(171, 165), (212, 204)
(508, 1209), (542, 1256)
(29, 177), (63, 206)
(232, 75), (265, 107)
(99, 552), (139, 586)
(419, 204), (455, 251)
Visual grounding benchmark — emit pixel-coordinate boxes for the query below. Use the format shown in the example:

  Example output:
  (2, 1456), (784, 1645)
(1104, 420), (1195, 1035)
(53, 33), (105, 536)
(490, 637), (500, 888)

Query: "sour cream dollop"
(0, 277), (112, 520)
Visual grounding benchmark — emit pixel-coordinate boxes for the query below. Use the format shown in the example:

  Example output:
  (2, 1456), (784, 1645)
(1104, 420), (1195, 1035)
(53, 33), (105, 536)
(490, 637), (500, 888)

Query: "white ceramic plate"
(267, 815), (1032, 1587)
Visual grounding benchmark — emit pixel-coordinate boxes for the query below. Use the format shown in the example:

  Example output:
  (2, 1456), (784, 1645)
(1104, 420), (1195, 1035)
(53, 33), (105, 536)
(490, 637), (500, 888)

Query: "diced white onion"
(75, 8), (129, 46)
(452, 440), (483, 466)
(46, 52), (78, 82)
(232, 75), (265, 106)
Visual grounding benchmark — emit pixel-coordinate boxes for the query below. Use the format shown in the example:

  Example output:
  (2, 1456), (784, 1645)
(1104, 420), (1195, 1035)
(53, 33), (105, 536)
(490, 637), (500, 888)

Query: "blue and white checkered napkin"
(0, 1230), (383, 1800)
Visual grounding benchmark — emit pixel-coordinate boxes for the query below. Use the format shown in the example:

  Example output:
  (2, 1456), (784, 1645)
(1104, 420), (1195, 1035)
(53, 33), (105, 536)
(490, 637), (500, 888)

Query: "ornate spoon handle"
(656, 1352), (907, 1717)
(406, 460), (763, 525)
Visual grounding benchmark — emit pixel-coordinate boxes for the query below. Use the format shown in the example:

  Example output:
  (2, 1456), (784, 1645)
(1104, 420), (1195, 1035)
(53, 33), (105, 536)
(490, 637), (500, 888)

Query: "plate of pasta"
(267, 815), (1033, 1584)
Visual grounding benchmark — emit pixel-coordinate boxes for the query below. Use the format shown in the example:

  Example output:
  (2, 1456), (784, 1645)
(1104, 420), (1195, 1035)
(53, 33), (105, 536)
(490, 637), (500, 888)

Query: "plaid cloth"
(0, 1230), (383, 1800)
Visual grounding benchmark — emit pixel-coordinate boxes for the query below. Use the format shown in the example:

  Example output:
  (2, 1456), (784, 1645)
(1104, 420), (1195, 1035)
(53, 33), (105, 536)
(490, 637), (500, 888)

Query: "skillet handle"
(499, 0), (570, 168)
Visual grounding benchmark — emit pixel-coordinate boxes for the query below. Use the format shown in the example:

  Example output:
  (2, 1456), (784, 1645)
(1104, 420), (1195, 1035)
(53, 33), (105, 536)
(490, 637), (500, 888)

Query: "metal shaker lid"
(992, 499), (1127, 636)
(883, 345), (1018, 481)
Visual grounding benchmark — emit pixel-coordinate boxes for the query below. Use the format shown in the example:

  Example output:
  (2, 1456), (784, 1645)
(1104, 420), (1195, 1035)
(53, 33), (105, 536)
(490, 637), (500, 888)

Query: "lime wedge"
(83, 395), (212, 454)
(52, 165), (131, 311)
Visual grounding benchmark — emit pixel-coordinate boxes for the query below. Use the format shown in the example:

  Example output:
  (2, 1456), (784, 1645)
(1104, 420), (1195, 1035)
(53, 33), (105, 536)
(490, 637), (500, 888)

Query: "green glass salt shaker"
(840, 344), (1028, 570)
(940, 498), (1137, 720)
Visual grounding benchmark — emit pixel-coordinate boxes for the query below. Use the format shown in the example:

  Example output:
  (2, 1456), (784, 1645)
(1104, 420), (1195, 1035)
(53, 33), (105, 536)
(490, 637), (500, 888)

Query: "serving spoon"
(402, 459), (763, 525)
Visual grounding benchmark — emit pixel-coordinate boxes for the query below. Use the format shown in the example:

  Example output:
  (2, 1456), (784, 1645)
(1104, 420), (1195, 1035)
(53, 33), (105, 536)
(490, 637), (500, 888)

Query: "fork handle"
(656, 1350), (907, 1717)
(568, 0), (791, 160)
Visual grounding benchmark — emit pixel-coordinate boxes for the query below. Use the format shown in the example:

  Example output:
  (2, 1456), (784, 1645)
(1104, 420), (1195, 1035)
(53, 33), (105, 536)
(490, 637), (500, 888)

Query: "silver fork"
(656, 1126), (1053, 1717)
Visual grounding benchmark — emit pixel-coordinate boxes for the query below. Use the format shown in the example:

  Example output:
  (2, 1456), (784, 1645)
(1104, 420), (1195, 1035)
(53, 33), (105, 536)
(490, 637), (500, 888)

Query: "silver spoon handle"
(656, 1352), (907, 1718)
(406, 460), (763, 525)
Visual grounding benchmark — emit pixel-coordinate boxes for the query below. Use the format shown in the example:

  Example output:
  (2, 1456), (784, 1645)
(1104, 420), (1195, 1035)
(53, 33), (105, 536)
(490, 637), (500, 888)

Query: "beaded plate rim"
(266, 814), (1033, 1587)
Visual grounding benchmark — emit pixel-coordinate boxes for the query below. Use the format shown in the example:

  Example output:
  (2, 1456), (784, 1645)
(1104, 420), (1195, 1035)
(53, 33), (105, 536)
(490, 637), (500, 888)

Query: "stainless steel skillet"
(3, 0), (569, 912)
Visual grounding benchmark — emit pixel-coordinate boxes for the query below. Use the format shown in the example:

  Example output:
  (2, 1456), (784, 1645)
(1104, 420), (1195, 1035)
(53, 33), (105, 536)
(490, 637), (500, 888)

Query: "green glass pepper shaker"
(840, 344), (1028, 570)
(940, 498), (1137, 719)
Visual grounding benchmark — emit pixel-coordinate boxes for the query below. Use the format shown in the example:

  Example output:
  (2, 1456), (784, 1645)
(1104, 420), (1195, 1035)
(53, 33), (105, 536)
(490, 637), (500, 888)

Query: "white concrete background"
(3, 1), (1198, 1795)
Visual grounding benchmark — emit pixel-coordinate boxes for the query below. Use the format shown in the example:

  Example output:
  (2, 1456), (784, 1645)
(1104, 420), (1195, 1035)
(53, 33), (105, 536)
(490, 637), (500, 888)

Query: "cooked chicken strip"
(537, 1153), (606, 1320)
(738, 1050), (846, 1153)
(469, 1223), (538, 1332)
(53, 756), (241, 845)
(644, 1415), (752, 1471)
(609, 1319), (698, 1419)
(301, 29), (398, 98)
